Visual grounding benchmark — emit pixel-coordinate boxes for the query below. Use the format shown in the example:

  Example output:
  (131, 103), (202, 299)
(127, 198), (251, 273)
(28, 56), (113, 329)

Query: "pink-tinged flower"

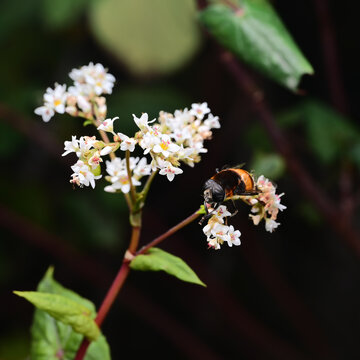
(227, 225), (241, 247)
(70, 160), (101, 188)
(265, 219), (280, 233)
(157, 160), (183, 181)
(213, 205), (232, 221)
(133, 157), (152, 178)
(34, 104), (55, 122)
(117, 132), (137, 152)
(153, 134), (180, 158)
(88, 151), (103, 170)
(204, 114), (220, 129)
(139, 130), (161, 154)
(190, 102), (210, 120)
(97, 117), (118, 134)
(247, 175), (286, 232)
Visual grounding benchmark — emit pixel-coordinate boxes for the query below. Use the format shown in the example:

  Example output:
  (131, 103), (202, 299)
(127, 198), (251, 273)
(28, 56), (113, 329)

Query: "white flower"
(133, 157), (152, 178)
(69, 62), (115, 96)
(152, 134), (180, 158)
(97, 117), (118, 134)
(100, 146), (113, 156)
(34, 83), (67, 122)
(77, 95), (92, 113)
(34, 104), (55, 122)
(71, 160), (101, 188)
(77, 136), (96, 157)
(139, 131), (161, 155)
(158, 160), (183, 181)
(204, 114), (220, 129)
(104, 157), (142, 194)
(213, 205), (232, 221)
(43, 83), (67, 114)
(108, 171), (140, 194)
(62, 136), (79, 156)
(105, 157), (125, 181)
(265, 219), (280, 233)
(117, 133), (137, 152)
(227, 225), (241, 247)
(206, 223), (230, 250)
(133, 113), (155, 131)
(190, 102), (210, 120)
(207, 236), (222, 250)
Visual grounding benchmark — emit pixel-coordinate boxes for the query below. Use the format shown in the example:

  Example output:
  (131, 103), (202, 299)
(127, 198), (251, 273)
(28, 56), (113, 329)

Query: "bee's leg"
(226, 199), (238, 217)
(199, 202), (218, 225)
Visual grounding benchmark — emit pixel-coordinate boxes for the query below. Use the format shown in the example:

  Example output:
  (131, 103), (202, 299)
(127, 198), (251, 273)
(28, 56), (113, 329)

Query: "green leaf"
(16, 268), (111, 360)
(130, 247), (206, 287)
(14, 291), (100, 341)
(199, 0), (314, 91)
(278, 100), (360, 166)
(89, 0), (201, 76)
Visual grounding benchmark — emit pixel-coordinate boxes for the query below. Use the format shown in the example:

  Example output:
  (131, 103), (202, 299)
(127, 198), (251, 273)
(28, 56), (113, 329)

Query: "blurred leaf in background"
(89, 0), (201, 76)
(278, 100), (360, 168)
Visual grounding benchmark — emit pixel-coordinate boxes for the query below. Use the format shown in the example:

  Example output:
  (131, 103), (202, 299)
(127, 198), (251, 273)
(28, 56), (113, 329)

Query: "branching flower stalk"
(33, 62), (286, 360)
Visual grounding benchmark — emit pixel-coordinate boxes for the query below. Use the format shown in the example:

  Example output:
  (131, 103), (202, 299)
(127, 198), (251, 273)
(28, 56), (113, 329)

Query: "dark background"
(1, 0), (360, 359)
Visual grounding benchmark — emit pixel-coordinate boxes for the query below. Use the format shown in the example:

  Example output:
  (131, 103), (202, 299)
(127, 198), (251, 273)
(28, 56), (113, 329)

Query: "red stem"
(75, 210), (199, 359)
(136, 210), (201, 255)
(75, 222), (140, 360)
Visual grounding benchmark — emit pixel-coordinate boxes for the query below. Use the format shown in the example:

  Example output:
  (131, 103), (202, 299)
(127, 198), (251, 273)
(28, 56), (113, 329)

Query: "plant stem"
(75, 207), (200, 359)
(137, 209), (201, 256)
(74, 224), (141, 360)
(92, 118), (116, 160)
(125, 150), (136, 204)
(140, 169), (158, 204)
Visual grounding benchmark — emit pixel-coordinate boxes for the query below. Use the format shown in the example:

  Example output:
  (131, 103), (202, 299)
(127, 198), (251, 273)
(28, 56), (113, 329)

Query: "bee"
(200, 166), (258, 224)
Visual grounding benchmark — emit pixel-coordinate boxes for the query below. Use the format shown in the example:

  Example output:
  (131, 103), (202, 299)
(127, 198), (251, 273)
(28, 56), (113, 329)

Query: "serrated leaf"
(130, 247), (206, 287)
(89, 0), (201, 76)
(14, 291), (100, 341)
(199, 0), (314, 91)
(18, 268), (111, 360)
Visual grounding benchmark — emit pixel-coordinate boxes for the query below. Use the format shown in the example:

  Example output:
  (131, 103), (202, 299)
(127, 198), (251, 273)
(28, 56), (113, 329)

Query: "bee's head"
(203, 179), (225, 204)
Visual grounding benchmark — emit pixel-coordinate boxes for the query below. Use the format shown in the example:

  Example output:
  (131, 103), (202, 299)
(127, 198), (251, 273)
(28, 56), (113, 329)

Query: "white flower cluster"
(62, 135), (108, 188)
(98, 102), (220, 183)
(249, 175), (287, 232)
(203, 205), (241, 250)
(34, 62), (115, 122)
(104, 157), (152, 194)
(36, 63), (220, 192)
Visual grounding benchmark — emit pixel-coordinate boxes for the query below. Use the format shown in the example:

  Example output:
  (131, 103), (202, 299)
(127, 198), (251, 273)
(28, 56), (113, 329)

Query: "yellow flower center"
(160, 141), (169, 151)
(54, 99), (62, 107)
